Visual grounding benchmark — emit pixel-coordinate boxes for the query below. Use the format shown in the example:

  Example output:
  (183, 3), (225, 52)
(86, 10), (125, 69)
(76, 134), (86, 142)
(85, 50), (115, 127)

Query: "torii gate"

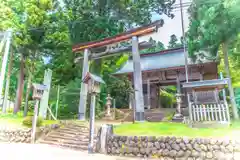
(72, 20), (162, 121)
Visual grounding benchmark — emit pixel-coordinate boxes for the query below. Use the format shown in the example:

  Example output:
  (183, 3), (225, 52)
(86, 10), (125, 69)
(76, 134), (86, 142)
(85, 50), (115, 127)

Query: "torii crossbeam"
(72, 20), (162, 121)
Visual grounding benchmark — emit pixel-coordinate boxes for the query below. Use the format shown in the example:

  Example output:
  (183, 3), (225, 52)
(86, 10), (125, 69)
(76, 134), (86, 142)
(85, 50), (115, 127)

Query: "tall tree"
(168, 34), (183, 49)
(187, 0), (240, 119)
(141, 37), (166, 53)
(1, 0), (58, 114)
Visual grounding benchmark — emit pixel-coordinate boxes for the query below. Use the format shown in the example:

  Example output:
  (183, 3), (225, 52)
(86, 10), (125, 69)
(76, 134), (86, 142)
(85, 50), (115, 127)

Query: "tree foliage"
(168, 34), (183, 49)
(187, 0), (240, 119)
(187, 0), (240, 58)
(0, 0), (176, 117)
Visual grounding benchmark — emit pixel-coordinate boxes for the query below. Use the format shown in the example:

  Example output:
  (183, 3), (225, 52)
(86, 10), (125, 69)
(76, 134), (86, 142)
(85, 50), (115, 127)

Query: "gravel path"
(0, 143), (142, 160)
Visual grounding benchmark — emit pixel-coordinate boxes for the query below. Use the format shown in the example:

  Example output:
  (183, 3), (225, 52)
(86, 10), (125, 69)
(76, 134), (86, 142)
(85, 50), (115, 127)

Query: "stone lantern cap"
(32, 83), (48, 90)
(83, 72), (105, 84)
(32, 83), (48, 100)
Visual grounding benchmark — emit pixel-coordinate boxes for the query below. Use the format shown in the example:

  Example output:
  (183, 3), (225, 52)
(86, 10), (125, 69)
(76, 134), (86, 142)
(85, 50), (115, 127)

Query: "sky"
(140, 0), (191, 46)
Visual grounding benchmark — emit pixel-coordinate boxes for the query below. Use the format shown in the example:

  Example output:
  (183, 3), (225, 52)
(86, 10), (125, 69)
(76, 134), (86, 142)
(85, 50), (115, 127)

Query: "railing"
(190, 101), (230, 123)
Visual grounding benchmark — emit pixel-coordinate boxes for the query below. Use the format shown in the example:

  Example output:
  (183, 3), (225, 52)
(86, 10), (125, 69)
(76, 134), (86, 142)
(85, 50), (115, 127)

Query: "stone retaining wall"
(0, 124), (60, 143)
(106, 135), (240, 159)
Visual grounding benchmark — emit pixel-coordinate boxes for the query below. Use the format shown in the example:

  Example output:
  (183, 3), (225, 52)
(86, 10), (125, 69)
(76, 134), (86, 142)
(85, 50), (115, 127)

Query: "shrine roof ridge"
(139, 47), (185, 57)
(72, 20), (163, 53)
(182, 78), (229, 89)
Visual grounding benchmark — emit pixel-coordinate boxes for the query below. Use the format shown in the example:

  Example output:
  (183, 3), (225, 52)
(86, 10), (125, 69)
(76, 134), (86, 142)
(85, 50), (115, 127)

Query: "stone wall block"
(160, 142), (166, 149)
(169, 150), (177, 158)
(210, 139), (217, 145)
(193, 143), (201, 152)
(171, 143), (180, 151)
(200, 144), (208, 152)
(213, 144), (220, 150)
(166, 143), (172, 150)
(162, 149), (170, 156)
(176, 138), (182, 144)
(186, 143), (193, 150)
(177, 150), (185, 157)
(191, 150), (200, 158)
(206, 152), (213, 159)
(154, 141), (160, 149)
(104, 135), (240, 159)
(180, 143), (187, 151)
(157, 149), (163, 157)
(207, 144), (214, 152)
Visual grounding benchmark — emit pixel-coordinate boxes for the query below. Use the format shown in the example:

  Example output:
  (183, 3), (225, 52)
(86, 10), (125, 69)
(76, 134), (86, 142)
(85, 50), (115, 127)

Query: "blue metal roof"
(115, 48), (188, 74)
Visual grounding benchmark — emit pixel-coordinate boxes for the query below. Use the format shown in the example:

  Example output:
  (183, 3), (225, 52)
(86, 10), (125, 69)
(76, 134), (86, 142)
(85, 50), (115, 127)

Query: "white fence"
(190, 101), (230, 123)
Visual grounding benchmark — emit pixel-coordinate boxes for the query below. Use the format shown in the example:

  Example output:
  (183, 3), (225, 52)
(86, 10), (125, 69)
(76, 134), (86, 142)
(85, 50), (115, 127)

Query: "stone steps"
(53, 129), (89, 135)
(38, 123), (96, 151)
(122, 110), (165, 122)
(39, 140), (89, 150)
(46, 133), (89, 140)
(39, 137), (89, 145)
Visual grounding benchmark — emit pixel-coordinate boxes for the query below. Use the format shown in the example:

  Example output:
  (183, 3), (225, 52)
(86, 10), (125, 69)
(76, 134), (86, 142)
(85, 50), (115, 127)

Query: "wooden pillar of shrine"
(158, 85), (161, 108)
(78, 48), (89, 120)
(147, 79), (151, 110)
(132, 36), (144, 121)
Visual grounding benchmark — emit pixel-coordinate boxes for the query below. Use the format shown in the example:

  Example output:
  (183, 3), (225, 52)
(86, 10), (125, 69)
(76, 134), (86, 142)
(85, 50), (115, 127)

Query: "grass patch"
(114, 121), (240, 139)
(0, 113), (59, 128)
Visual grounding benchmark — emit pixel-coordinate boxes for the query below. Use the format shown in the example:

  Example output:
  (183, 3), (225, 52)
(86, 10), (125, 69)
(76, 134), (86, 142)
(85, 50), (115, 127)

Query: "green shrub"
(22, 116), (43, 127)
(160, 87), (176, 108)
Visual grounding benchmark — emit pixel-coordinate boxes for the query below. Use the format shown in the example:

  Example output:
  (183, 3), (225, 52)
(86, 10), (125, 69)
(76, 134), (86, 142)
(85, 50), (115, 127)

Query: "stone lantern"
(31, 83), (47, 143)
(83, 72), (105, 153)
(83, 72), (105, 94)
(32, 83), (47, 100)
(172, 93), (184, 122)
(106, 94), (112, 117)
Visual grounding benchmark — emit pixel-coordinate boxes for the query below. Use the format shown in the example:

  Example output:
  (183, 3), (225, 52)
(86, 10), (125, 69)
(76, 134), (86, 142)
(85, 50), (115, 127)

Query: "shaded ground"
(0, 143), (139, 160)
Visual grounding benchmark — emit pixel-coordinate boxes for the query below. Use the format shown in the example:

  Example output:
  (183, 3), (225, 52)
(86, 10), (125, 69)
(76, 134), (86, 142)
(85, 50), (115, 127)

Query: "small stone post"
(88, 93), (96, 153)
(106, 94), (112, 117)
(31, 99), (39, 143)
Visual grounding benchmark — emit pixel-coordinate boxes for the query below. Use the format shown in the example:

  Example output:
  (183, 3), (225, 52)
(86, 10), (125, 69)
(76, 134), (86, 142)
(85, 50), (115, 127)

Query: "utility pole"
(180, 0), (189, 82)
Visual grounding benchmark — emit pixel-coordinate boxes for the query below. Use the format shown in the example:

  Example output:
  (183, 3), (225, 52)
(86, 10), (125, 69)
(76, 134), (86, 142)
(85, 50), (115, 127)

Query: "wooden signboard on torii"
(72, 20), (163, 121)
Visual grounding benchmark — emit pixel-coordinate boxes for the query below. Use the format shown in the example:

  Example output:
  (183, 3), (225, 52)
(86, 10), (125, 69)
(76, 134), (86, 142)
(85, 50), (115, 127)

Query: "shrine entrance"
(115, 47), (218, 117)
(72, 21), (162, 121)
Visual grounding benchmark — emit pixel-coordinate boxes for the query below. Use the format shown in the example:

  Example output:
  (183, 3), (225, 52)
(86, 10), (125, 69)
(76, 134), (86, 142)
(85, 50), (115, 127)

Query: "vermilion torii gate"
(72, 20), (162, 121)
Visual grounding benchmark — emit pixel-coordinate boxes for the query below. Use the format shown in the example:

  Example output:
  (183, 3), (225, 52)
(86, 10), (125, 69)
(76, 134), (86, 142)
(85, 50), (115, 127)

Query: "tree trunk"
(23, 72), (32, 117)
(2, 48), (13, 113)
(13, 54), (25, 114)
(222, 42), (239, 120)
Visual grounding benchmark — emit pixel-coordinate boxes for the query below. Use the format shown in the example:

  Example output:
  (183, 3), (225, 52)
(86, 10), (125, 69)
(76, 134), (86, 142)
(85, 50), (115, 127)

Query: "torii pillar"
(78, 49), (89, 120)
(132, 36), (145, 121)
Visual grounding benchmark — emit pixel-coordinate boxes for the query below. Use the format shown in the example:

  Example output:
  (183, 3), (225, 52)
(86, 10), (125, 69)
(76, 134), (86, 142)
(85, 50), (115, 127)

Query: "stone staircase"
(120, 109), (165, 122)
(38, 123), (96, 151)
